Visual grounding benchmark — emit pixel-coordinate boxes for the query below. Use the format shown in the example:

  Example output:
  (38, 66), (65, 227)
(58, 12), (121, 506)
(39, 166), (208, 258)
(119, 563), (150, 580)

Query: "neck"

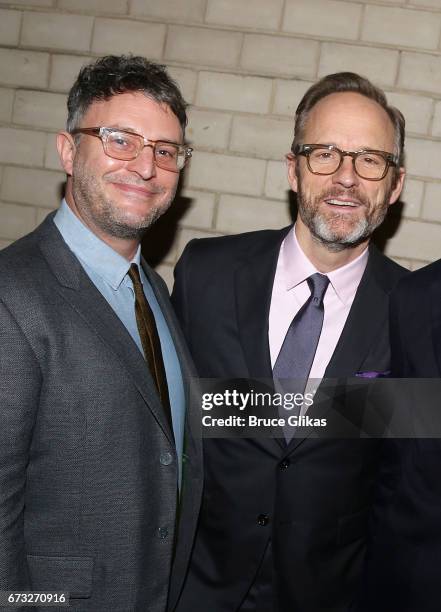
(65, 193), (139, 261)
(295, 220), (369, 273)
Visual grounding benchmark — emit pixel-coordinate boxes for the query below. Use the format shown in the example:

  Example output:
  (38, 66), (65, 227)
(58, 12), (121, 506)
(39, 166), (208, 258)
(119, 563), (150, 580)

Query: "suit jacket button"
(279, 459), (290, 469)
(160, 452), (173, 466)
(257, 514), (269, 526)
(158, 527), (169, 539)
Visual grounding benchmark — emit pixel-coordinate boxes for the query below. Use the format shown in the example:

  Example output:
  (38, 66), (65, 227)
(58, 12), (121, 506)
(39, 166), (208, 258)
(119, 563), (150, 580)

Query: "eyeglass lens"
(105, 131), (185, 170)
(308, 147), (387, 179)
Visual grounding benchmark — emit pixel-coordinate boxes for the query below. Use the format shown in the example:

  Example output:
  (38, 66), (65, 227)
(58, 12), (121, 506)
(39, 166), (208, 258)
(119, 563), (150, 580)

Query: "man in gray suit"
(0, 55), (202, 612)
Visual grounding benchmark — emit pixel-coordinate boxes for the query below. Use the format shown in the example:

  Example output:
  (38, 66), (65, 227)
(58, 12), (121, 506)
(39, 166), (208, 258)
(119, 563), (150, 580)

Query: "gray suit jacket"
(0, 213), (202, 612)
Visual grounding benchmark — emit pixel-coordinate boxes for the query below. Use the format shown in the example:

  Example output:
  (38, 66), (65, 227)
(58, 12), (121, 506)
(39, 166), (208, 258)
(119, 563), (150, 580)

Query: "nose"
(331, 154), (359, 188)
(126, 144), (156, 179)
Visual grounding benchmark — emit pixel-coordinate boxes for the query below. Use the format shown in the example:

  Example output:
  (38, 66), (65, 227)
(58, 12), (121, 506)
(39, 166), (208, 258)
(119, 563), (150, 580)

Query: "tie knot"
(307, 273), (329, 306)
(128, 263), (142, 286)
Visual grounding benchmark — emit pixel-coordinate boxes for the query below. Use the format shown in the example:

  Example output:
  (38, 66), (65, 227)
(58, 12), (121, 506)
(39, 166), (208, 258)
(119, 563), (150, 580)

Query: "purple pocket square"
(355, 370), (391, 379)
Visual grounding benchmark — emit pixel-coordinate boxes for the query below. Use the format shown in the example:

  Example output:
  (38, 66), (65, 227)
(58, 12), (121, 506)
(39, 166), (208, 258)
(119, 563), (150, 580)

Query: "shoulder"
(390, 258), (441, 307)
(397, 258), (441, 290)
(0, 228), (45, 281)
(0, 214), (66, 301)
(177, 226), (291, 269)
(368, 245), (409, 291)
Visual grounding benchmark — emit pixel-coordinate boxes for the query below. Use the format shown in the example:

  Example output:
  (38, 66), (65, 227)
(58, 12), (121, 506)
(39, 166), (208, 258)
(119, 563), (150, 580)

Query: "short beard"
(71, 160), (175, 240)
(89, 204), (167, 240)
(296, 178), (392, 253)
(305, 211), (373, 253)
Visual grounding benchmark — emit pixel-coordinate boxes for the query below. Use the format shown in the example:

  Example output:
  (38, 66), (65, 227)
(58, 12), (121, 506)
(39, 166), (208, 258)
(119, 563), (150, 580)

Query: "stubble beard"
(296, 174), (392, 253)
(71, 160), (176, 240)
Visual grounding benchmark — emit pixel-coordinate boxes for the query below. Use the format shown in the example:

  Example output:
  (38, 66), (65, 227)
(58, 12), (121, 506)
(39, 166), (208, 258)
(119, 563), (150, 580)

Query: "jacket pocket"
(27, 555), (93, 599)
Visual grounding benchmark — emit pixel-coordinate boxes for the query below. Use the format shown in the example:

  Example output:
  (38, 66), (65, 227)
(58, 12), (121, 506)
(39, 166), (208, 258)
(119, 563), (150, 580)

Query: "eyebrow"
(316, 143), (392, 153)
(108, 125), (184, 146)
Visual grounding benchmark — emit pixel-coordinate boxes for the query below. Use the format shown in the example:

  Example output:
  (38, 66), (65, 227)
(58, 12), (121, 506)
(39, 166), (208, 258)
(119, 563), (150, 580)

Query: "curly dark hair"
(293, 72), (405, 168)
(66, 55), (188, 134)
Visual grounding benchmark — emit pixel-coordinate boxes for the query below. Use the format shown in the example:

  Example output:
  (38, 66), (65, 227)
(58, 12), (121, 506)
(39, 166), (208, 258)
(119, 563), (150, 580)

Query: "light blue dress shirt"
(54, 200), (185, 487)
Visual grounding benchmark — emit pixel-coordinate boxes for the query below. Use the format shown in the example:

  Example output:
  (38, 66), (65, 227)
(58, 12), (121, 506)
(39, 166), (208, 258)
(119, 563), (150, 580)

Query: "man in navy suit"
(172, 72), (408, 612)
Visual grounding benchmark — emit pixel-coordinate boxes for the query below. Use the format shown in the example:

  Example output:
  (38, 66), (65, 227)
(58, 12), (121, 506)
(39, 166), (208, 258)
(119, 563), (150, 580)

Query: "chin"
(312, 217), (370, 247)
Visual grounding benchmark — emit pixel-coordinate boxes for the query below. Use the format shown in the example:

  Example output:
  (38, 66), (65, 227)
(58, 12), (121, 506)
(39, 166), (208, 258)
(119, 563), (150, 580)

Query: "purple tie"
(273, 273), (329, 441)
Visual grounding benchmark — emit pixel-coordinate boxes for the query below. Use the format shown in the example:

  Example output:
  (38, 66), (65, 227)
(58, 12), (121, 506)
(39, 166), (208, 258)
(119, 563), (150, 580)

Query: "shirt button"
(279, 459), (290, 469)
(160, 452), (173, 466)
(257, 514), (270, 526)
(158, 527), (169, 539)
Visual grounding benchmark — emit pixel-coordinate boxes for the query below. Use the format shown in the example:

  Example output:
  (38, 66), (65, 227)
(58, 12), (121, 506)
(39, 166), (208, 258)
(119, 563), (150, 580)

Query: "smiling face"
(58, 91), (182, 251)
(287, 91), (404, 253)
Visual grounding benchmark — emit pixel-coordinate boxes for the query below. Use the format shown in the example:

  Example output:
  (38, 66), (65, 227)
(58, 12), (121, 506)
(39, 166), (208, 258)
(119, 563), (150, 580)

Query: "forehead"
(80, 91), (183, 142)
(303, 91), (396, 152)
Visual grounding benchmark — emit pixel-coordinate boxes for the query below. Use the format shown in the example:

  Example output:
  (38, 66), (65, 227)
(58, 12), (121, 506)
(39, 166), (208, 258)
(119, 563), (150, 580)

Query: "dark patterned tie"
(273, 273), (330, 441)
(128, 263), (172, 429)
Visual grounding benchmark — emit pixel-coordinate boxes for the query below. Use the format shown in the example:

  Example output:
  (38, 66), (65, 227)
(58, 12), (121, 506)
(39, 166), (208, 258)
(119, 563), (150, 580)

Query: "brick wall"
(1, 0), (440, 288)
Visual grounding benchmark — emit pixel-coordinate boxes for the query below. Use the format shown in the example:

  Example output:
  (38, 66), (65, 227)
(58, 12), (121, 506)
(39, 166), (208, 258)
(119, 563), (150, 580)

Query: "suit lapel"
(325, 247), (388, 378)
(235, 228), (290, 453)
(235, 229), (290, 380)
(141, 257), (203, 478)
(38, 216), (174, 444)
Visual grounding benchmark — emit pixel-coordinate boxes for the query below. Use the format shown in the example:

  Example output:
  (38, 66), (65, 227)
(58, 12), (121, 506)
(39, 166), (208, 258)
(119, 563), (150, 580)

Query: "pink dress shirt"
(269, 225), (368, 380)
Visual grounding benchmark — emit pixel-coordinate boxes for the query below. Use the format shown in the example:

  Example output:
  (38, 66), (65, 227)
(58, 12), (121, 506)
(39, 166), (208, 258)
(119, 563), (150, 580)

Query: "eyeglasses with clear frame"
(293, 144), (399, 181)
(70, 126), (193, 173)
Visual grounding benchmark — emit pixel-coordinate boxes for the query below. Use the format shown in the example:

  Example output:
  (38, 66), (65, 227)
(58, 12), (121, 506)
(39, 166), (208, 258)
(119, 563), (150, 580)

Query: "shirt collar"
(281, 224), (369, 305)
(54, 199), (141, 290)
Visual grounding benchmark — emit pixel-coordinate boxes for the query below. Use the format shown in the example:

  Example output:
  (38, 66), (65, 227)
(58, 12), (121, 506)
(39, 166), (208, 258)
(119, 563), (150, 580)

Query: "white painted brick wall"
(13, 91), (67, 131)
(385, 219), (441, 262)
(406, 137), (441, 179)
(319, 43), (399, 87)
(399, 52), (441, 94)
(166, 26), (242, 68)
(186, 109), (232, 151)
(179, 189), (216, 229)
(1, 166), (64, 208)
(21, 12), (94, 52)
(130, 0), (206, 22)
(2, 0), (441, 274)
(0, 49), (49, 88)
(400, 179), (424, 219)
(0, 0), (53, 5)
(58, 0), (128, 12)
(241, 34), (319, 77)
(0, 201), (36, 240)
(230, 115), (292, 159)
(386, 91), (433, 135)
(272, 79), (313, 117)
(361, 6), (441, 50)
(206, 0), (285, 30)
(186, 151), (266, 196)
(196, 71), (272, 114)
(422, 182), (441, 222)
(216, 194), (291, 233)
(0, 127), (46, 166)
(0, 9), (22, 46)
(264, 161), (289, 201)
(92, 19), (166, 57)
(0, 88), (14, 123)
(166, 66), (198, 103)
(49, 55), (92, 93)
(283, 0), (363, 40)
